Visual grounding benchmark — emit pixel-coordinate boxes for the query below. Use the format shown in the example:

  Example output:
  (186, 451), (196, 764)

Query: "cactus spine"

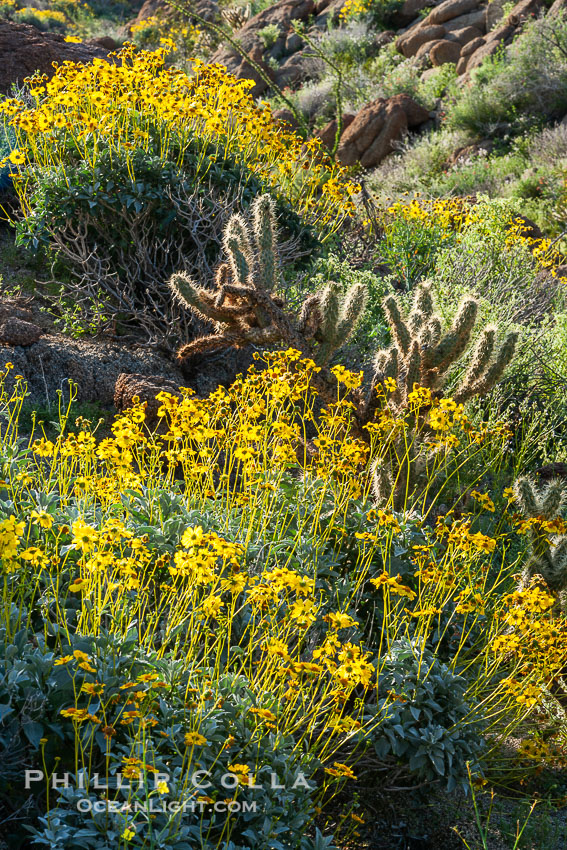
(513, 476), (567, 607)
(367, 284), (518, 509)
(169, 193), (366, 367)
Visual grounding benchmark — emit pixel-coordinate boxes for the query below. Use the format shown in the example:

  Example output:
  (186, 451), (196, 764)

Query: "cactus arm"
(335, 282), (367, 343)
(224, 215), (254, 287)
(407, 283), (433, 336)
(454, 331), (518, 404)
(542, 480), (567, 518)
(170, 272), (251, 323)
(454, 326), (496, 400)
(383, 294), (411, 356)
(252, 194), (280, 293)
(297, 293), (322, 338)
(514, 476), (539, 517)
(425, 297), (478, 372)
(177, 333), (244, 360)
(404, 340), (421, 403)
(320, 283), (340, 345)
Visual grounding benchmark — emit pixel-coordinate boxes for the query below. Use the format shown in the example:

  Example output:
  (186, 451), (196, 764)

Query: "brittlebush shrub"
(374, 196), (563, 293)
(0, 45), (357, 344)
(1, 350), (566, 847)
(0, 0), (90, 33)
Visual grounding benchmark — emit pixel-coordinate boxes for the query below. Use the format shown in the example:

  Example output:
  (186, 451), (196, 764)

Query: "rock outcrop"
(130, 0), (219, 27)
(114, 373), (182, 418)
(210, 0), (315, 94)
(394, 0), (543, 75)
(0, 317), (42, 347)
(316, 113), (355, 149)
(336, 94), (430, 167)
(0, 21), (112, 93)
(0, 297), (184, 405)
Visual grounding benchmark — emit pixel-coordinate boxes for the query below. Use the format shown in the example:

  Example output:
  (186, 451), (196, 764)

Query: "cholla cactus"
(220, 4), (251, 29)
(169, 205), (517, 511)
(367, 284), (517, 509)
(297, 280), (367, 367)
(514, 476), (567, 602)
(169, 194), (366, 367)
(366, 283), (518, 421)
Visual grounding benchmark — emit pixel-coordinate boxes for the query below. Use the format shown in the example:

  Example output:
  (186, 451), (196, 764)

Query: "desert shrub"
(339, 0), (404, 29)
(446, 52), (518, 137)
(402, 201), (567, 463)
(0, 0), (92, 33)
(257, 22), (281, 48)
(0, 45), (357, 343)
(371, 196), (562, 294)
(417, 62), (457, 104)
(363, 42), (455, 110)
(541, 311), (567, 380)
(129, 13), (167, 48)
(0, 351), (564, 849)
(367, 639), (485, 789)
(373, 196), (471, 289)
(2, 44), (356, 235)
(366, 44), (424, 104)
(0, 0), (14, 18)
(314, 20), (376, 69)
(14, 5), (67, 30)
(431, 199), (559, 327)
(438, 150), (522, 197)
(368, 126), (474, 199)
(529, 122), (567, 165)
(16, 146), (315, 344)
(129, 10), (205, 56)
(510, 307), (567, 446)
(293, 78), (337, 123)
(448, 13), (567, 137)
(374, 135), (506, 200)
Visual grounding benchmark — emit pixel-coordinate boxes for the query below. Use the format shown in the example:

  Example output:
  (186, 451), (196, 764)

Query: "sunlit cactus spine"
(367, 284), (517, 510)
(513, 476), (567, 604)
(169, 193), (366, 368)
(367, 283), (518, 418)
(299, 280), (367, 367)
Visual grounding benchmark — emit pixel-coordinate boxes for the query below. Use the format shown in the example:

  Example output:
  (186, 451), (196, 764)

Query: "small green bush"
(14, 6), (67, 31)
(368, 639), (485, 791)
(258, 23), (281, 49)
(448, 13), (567, 136)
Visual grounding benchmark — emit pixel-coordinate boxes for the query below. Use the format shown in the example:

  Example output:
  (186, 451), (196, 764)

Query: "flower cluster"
(379, 197), (564, 275)
(0, 44), (358, 238)
(1, 351), (566, 842)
